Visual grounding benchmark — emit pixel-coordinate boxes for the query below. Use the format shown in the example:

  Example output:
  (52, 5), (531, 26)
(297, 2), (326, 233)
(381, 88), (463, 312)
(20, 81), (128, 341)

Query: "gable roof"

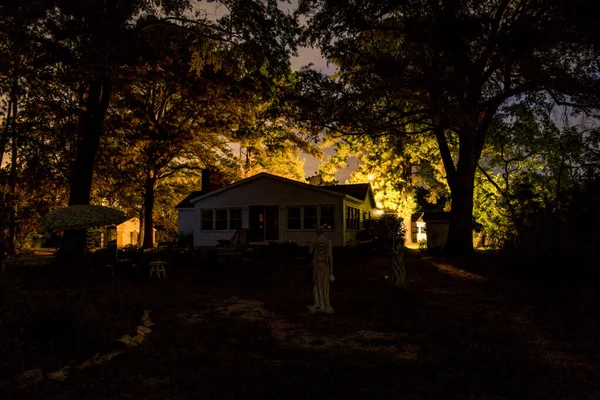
(178, 172), (375, 207)
(175, 190), (205, 209)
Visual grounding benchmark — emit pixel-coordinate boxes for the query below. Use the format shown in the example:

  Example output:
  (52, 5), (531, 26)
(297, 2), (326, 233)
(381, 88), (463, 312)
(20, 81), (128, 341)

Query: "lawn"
(1, 249), (599, 399)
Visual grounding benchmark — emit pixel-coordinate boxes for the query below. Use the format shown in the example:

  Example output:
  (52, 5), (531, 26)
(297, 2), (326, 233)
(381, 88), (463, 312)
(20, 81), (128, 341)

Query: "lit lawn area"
(1, 250), (599, 399)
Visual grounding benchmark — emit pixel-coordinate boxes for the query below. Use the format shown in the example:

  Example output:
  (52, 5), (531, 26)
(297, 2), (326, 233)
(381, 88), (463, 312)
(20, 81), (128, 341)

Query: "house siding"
(177, 209), (195, 234)
(280, 202), (344, 246)
(190, 176), (345, 247)
(177, 174), (376, 247)
(343, 198), (374, 245)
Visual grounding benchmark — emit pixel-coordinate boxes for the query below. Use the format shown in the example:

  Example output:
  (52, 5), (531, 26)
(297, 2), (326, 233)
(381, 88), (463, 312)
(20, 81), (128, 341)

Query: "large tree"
(92, 3), (308, 249)
(27, 0), (301, 258)
(315, 133), (448, 245)
(98, 29), (236, 248)
(0, 0), (67, 254)
(298, 0), (600, 256)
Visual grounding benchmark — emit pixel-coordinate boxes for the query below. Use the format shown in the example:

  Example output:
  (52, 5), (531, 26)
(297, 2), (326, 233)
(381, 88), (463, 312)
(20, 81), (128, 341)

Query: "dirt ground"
(1, 250), (599, 399)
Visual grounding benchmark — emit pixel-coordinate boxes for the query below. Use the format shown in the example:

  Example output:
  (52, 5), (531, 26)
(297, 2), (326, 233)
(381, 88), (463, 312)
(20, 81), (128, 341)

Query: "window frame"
(215, 209), (228, 230)
(229, 208), (242, 230)
(303, 206), (318, 230)
(346, 206), (360, 230)
(320, 205), (335, 229)
(287, 206), (302, 229)
(201, 209), (214, 231)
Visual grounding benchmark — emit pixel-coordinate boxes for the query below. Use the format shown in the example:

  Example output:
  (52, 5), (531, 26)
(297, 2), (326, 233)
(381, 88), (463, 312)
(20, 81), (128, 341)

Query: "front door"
(249, 206), (265, 242)
(249, 206), (279, 242)
(264, 206), (279, 241)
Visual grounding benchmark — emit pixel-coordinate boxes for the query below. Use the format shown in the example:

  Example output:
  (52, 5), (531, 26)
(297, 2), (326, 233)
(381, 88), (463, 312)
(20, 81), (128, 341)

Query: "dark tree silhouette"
(298, 0), (600, 256)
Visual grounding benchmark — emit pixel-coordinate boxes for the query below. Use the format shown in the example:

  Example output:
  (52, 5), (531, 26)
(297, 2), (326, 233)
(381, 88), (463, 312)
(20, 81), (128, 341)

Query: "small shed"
(411, 212), (451, 250)
(102, 217), (155, 247)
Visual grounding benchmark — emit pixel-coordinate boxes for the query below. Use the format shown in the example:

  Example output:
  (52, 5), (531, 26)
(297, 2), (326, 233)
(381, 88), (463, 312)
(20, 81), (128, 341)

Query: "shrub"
(355, 214), (405, 255)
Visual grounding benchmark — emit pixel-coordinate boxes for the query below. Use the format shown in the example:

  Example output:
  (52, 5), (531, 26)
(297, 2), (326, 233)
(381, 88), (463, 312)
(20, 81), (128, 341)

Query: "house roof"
(177, 172), (375, 207)
(321, 183), (369, 199)
(175, 190), (206, 209)
(320, 183), (376, 207)
(411, 212), (424, 222)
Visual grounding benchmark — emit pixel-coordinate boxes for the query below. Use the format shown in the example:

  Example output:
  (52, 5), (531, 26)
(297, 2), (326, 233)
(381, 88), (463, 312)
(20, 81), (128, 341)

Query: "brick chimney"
(202, 168), (226, 192)
(202, 169), (211, 193)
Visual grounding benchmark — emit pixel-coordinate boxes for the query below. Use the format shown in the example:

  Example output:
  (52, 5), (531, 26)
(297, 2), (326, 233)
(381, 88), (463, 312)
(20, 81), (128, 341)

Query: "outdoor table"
(149, 260), (167, 278)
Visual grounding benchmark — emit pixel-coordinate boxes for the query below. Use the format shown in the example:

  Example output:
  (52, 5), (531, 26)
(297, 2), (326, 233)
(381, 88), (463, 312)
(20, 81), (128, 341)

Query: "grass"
(1, 249), (599, 399)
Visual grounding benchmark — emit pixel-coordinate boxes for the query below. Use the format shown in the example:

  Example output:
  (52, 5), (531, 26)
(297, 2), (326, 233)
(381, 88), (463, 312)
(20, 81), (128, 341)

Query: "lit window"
(346, 206), (360, 230)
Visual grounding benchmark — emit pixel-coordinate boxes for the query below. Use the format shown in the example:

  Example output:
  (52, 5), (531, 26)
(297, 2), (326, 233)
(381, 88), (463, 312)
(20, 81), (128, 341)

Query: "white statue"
(308, 226), (334, 313)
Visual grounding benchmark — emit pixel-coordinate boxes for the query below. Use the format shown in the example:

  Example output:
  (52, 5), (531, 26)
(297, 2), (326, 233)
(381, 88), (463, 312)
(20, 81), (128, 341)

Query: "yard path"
(11, 253), (600, 399)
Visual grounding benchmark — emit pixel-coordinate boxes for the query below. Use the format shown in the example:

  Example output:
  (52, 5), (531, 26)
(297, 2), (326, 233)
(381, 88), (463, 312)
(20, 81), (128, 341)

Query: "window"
(320, 206), (334, 229)
(215, 209), (228, 230)
(304, 206), (318, 229)
(229, 208), (242, 230)
(201, 209), (213, 230)
(288, 207), (301, 229)
(346, 206), (360, 230)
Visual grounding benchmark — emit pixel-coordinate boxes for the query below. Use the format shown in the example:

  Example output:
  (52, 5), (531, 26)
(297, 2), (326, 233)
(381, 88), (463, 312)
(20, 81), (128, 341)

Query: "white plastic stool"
(149, 261), (167, 278)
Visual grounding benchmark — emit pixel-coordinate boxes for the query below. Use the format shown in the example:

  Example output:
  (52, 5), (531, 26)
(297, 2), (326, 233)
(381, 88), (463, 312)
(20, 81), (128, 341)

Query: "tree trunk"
(403, 214), (413, 246)
(0, 98), (11, 169)
(401, 157), (413, 246)
(444, 165), (477, 257)
(475, 230), (486, 248)
(60, 76), (112, 263)
(434, 123), (485, 258)
(142, 176), (156, 249)
(138, 207), (145, 246)
(7, 81), (18, 255)
(7, 112), (18, 255)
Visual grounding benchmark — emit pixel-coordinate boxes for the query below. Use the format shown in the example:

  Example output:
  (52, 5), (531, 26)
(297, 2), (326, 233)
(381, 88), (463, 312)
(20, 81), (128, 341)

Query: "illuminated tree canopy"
(297, 0), (600, 256)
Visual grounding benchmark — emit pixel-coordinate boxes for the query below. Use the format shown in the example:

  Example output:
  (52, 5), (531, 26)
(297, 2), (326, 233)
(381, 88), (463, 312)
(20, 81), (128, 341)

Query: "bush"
(500, 186), (600, 281)
(355, 214), (405, 255)
(177, 232), (194, 248)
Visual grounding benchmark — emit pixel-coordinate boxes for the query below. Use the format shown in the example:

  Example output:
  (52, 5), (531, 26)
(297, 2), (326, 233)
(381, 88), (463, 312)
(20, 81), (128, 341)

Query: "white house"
(175, 172), (377, 247)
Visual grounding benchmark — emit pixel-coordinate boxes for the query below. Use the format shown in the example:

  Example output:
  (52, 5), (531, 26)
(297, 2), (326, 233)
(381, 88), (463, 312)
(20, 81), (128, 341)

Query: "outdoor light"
(374, 209), (384, 216)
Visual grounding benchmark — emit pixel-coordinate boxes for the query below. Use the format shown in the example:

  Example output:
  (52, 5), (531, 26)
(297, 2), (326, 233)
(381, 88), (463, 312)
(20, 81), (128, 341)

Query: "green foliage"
(474, 102), (597, 249)
(317, 132), (448, 220)
(44, 205), (127, 231)
(298, 0), (600, 255)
